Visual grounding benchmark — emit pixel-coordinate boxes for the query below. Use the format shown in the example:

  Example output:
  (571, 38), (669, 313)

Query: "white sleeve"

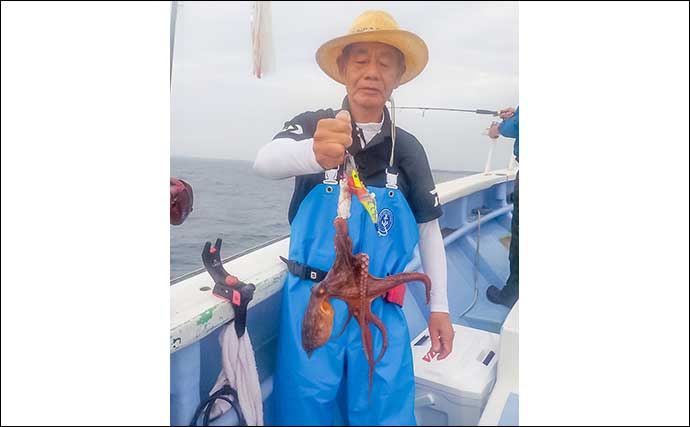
(418, 219), (449, 313)
(253, 137), (324, 180)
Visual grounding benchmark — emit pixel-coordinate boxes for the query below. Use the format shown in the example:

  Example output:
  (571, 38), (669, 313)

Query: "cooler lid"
(411, 324), (500, 401)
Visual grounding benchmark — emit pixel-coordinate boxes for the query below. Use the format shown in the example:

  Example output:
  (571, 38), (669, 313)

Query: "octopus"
(301, 216), (432, 398)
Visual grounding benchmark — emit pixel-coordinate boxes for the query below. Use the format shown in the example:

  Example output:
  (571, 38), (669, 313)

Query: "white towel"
(208, 323), (264, 425)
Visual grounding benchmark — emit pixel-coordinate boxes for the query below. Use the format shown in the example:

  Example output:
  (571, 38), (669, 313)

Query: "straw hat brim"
(316, 29), (429, 85)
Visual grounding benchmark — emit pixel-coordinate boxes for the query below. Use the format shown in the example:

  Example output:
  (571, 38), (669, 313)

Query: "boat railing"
(483, 130), (517, 175)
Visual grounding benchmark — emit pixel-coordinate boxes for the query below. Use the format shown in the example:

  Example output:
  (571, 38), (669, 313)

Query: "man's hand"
(488, 121), (501, 139)
(499, 107), (515, 120)
(313, 110), (353, 169)
(428, 312), (455, 360)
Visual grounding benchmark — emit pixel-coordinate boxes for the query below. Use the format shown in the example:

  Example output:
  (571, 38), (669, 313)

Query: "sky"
(171, 1), (518, 172)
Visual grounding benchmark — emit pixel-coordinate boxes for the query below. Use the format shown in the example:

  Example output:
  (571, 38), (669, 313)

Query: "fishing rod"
(395, 105), (516, 173)
(394, 106), (500, 116)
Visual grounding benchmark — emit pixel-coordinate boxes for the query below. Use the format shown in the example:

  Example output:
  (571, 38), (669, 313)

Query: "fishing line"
(388, 97), (396, 168)
(458, 209), (480, 319)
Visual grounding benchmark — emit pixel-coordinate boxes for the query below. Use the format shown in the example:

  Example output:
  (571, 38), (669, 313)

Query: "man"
(486, 106), (519, 308)
(254, 10), (454, 425)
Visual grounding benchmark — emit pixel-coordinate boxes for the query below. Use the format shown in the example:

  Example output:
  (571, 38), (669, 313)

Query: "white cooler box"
(411, 324), (500, 426)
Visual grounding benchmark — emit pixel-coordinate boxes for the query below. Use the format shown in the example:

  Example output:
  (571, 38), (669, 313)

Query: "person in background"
(486, 106), (519, 308)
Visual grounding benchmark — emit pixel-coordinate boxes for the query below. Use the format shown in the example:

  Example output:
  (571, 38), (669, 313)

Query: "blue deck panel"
(171, 341), (202, 426)
(407, 214), (511, 335)
(461, 221), (512, 290)
(498, 393), (519, 426)
(446, 238), (510, 333)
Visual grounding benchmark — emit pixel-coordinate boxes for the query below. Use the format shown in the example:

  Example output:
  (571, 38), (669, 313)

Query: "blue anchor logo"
(377, 208), (394, 237)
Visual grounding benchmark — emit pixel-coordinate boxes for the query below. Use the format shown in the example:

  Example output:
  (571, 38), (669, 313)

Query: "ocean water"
(170, 157), (473, 280)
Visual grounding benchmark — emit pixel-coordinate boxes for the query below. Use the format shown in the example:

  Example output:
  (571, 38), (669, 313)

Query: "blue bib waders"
(273, 168), (420, 426)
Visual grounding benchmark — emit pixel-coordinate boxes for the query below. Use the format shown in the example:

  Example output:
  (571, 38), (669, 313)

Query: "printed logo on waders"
(377, 208), (394, 237)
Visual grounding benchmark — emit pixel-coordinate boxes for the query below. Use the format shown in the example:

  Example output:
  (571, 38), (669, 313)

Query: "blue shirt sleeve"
(498, 107), (519, 139)
(498, 107), (519, 158)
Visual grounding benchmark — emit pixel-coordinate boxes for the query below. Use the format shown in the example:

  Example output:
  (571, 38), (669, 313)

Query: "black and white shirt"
(267, 97), (442, 225)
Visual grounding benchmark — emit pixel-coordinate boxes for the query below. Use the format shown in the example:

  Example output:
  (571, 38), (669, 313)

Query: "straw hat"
(315, 10), (428, 85)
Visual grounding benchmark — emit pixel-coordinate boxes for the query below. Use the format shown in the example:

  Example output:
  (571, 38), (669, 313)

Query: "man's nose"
(363, 60), (381, 80)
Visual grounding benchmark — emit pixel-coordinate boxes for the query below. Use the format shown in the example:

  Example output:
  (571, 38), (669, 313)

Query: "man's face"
(338, 42), (405, 111)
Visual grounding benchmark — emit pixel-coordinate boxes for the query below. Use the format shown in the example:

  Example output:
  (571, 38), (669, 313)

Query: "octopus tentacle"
(367, 311), (388, 365)
(366, 272), (431, 304)
(357, 312), (376, 400)
(335, 308), (353, 339)
(333, 217), (354, 265)
(359, 254), (368, 336)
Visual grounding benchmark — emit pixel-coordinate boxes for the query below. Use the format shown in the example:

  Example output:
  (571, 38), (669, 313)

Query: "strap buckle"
(385, 168), (398, 189)
(323, 168), (338, 184)
(279, 256), (327, 282)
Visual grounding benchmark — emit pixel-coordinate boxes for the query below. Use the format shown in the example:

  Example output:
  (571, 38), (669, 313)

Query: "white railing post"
(508, 153), (517, 171)
(484, 139), (496, 174)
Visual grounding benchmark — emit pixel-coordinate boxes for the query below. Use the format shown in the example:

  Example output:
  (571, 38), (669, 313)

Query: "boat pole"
(484, 139), (496, 174)
(170, 1), (178, 87)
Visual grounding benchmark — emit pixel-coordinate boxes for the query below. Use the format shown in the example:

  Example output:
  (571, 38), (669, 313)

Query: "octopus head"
(301, 283), (335, 357)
